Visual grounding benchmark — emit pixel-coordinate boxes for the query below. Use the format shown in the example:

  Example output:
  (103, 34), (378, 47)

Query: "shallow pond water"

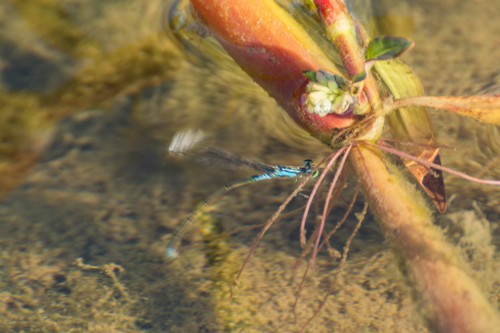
(0, 0), (498, 332)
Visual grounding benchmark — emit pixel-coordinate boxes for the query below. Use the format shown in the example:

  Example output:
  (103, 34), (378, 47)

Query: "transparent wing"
(168, 130), (274, 173)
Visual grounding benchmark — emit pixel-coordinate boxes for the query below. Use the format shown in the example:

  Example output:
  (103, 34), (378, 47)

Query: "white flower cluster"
(305, 70), (355, 117)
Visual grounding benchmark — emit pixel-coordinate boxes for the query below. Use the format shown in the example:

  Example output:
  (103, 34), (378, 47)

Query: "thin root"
(231, 167), (318, 298)
(300, 147), (347, 248)
(309, 145), (352, 269)
(74, 258), (130, 303)
(364, 141), (500, 185)
(298, 201), (368, 333)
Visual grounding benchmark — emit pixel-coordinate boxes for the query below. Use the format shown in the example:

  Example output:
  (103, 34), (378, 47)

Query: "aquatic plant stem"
(186, 1), (499, 331)
(349, 144), (499, 333)
(313, 0), (381, 109)
(189, 0), (357, 139)
(385, 95), (500, 125)
(314, 0), (365, 78)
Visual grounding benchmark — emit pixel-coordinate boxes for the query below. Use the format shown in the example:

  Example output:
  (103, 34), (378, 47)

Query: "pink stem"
(299, 147), (347, 247)
(364, 142), (500, 186)
(309, 144), (352, 268)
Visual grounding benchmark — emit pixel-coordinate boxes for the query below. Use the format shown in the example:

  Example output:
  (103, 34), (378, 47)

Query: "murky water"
(0, 0), (498, 332)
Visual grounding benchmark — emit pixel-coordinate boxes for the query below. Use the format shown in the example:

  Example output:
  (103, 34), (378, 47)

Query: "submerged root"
(299, 148), (348, 247)
(298, 202), (368, 333)
(308, 145), (353, 269)
(319, 185), (360, 253)
(74, 258), (130, 305)
(365, 141), (500, 186)
(232, 167), (319, 293)
(220, 136), (499, 330)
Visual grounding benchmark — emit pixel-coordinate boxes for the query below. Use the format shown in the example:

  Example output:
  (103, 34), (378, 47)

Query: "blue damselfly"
(166, 130), (317, 258)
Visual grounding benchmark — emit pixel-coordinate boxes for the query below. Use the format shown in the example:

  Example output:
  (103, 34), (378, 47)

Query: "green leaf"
(366, 36), (414, 61)
(303, 0), (317, 12)
(303, 70), (317, 81)
(352, 70), (367, 83)
(374, 59), (446, 212)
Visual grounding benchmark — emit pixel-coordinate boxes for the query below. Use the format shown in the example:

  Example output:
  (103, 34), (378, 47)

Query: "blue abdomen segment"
(251, 167), (301, 181)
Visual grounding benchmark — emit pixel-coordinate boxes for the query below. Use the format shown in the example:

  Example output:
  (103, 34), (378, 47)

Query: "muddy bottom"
(0, 0), (498, 332)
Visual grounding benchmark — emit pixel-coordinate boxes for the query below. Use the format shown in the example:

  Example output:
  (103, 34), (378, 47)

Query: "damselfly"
(166, 130), (317, 258)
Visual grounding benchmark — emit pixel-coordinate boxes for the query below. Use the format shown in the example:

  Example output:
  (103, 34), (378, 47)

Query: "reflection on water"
(0, 0), (498, 332)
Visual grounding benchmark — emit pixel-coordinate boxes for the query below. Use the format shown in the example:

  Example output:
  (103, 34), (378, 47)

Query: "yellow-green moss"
(10, 0), (102, 59)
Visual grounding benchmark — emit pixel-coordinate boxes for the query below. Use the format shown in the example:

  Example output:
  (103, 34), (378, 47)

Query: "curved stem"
(349, 144), (499, 333)
(385, 95), (500, 125)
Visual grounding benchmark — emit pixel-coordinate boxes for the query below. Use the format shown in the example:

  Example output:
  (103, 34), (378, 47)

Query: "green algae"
(0, 0), (182, 198)
(0, 0), (498, 332)
(10, 0), (102, 59)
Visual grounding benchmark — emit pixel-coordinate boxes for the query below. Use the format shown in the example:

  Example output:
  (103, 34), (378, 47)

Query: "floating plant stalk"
(187, 0), (500, 331)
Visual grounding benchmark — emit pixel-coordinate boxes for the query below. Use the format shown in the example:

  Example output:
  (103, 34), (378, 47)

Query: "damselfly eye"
(302, 159), (315, 173)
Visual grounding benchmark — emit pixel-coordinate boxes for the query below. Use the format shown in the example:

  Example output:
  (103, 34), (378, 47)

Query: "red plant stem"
(190, 0), (357, 140)
(185, 1), (500, 332)
(314, 0), (364, 77)
(313, 0), (381, 109)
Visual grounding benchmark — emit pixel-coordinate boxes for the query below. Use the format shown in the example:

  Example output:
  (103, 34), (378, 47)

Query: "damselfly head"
(303, 159), (313, 167)
(300, 159), (317, 176)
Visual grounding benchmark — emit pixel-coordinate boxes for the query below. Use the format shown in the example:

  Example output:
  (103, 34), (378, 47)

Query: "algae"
(0, 0), (498, 332)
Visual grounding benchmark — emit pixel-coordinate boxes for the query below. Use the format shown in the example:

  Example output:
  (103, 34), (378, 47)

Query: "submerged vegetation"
(0, 0), (498, 332)
(170, 0), (500, 332)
